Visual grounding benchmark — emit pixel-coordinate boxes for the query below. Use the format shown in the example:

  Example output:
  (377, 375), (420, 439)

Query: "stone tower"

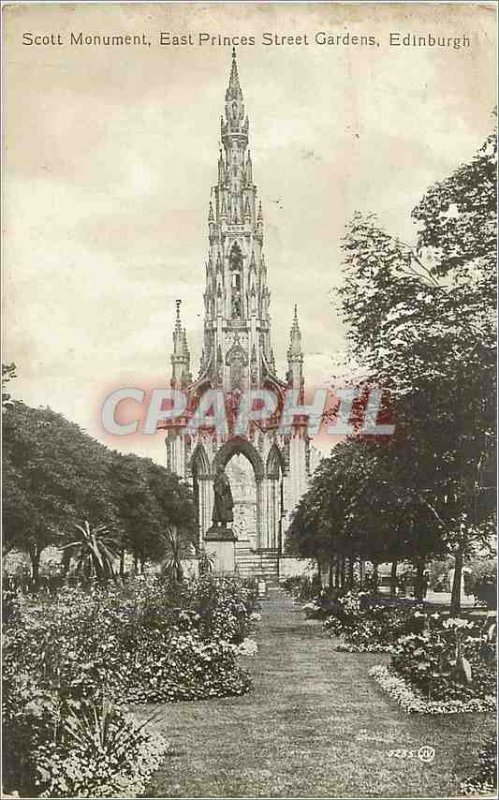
(166, 50), (311, 581)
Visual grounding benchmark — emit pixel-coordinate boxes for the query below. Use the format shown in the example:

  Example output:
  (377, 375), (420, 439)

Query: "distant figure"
(212, 464), (234, 527)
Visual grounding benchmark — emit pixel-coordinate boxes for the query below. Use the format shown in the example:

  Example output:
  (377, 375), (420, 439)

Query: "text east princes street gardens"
(22, 30), (472, 49)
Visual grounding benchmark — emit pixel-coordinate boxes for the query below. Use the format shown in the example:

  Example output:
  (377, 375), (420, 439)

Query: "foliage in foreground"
(321, 588), (496, 702)
(390, 615), (496, 702)
(2, 574), (259, 797)
(369, 664), (496, 715)
(460, 735), (498, 796)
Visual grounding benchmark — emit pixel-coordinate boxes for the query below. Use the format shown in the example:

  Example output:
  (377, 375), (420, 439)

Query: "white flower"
(237, 638), (258, 657)
(443, 617), (472, 629)
(369, 665), (496, 715)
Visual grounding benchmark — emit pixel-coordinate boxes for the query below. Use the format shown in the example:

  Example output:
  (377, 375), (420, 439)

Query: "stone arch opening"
(212, 438), (264, 548)
(213, 437), (264, 480)
(225, 453), (257, 550)
(189, 444), (211, 544)
(266, 444), (285, 553)
(266, 444), (286, 479)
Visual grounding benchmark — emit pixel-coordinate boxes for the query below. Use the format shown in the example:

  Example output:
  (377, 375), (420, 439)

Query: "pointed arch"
(189, 442), (210, 479)
(266, 443), (285, 479)
(212, 437), (264, 481)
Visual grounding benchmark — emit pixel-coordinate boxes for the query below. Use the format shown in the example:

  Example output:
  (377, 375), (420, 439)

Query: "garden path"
(143, 595), (493, 797)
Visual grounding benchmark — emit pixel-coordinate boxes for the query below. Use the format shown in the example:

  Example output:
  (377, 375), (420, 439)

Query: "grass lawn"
(137, 596), (495, 797)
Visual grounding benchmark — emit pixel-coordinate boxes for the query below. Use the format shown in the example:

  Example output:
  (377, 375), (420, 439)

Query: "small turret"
(287, 304), (304, 391)
(244, 196), (252, 222)
(171, 300), (191, 388)
(246, 150), (253, 184)
(218, 150), (225, 184)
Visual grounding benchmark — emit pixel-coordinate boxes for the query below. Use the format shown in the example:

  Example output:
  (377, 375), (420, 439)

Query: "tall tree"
(3, 401), (116, 583)
(339, 122), (496, 611)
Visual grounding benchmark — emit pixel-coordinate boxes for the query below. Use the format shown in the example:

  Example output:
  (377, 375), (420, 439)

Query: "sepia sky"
(3, 2), (496, 462)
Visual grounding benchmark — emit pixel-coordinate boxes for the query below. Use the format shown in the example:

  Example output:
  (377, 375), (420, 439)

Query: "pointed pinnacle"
(228, 48), (241, 94)
(175, 299), (182, 331)
(288, 304), (303, 359)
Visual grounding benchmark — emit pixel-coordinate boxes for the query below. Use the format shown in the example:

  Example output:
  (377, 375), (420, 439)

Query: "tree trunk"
(372, 562), (379, 593)
(450, 547), (463, 616)
(317, 559), (322, 587)
(390, 560), (398, 596)
(359, 560), (365, 587)
(335, 558), (341, 588)
(328, 560), (334, 588)
(414, 557), (426, 601)
(340, 557), (346, 590)
(348, 558), (354, 589)
(29, 546), (41, 590)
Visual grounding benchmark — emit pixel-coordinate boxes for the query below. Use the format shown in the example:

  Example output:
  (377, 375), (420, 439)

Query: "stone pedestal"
(205, 526), (236, 575)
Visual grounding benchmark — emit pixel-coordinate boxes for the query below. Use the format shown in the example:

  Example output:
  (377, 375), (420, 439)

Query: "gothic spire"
(287, 304), (303, 361)
(198, 51), (282, 391)
(222, 48), (247, 139)
(226, 47), (242, 100)
(173, 299), (183, 354)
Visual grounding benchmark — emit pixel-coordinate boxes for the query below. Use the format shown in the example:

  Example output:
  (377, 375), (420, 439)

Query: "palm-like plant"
(62, 698), (152, 759)
(159, 525), (192, 583)
(61, 521), (118, 581)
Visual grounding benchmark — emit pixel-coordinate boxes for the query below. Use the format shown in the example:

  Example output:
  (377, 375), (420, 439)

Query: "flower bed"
(370, 615), (496, 714)
(390, 616), (496, 702)
(369, 665), (496, 714)
(323, 591), (424, 652)
(2, 671), (169, 797)
(2, 574), (259, 796)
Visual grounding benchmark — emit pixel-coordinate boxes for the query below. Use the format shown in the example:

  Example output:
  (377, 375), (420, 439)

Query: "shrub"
(390, 616), (496, 702)
(282, 574), (321, 602)
(2, 676), (167, 797)
(323, 591), (424, 651)
(2, 673), (59, 795)
(36, 700), (167, 798)
(4, 575), (257, 704)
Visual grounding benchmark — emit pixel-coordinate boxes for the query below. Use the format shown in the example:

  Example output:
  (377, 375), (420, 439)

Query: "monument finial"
(288, 304), (303, 360)
(227, 46), (241, 97)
